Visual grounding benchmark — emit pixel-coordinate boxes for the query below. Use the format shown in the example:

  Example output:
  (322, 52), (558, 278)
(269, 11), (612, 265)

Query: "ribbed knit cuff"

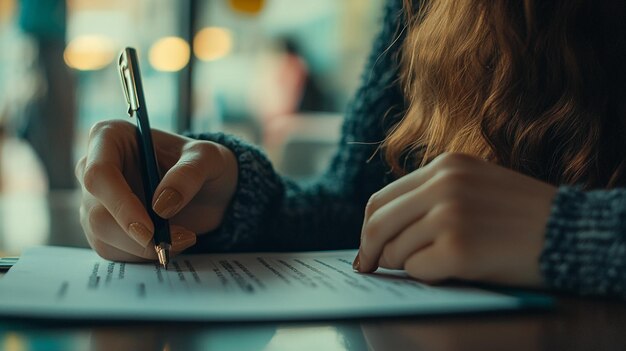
(185, 132), (284, 252)
(540, 186), (626, 297)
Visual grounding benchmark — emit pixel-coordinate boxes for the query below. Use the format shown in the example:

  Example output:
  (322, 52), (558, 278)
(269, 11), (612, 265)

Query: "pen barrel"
(135, 110), (171, 245)
(120, 47), (171, 248)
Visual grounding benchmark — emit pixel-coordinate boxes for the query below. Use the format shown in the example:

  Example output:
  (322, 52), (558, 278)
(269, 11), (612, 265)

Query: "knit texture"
(541, 187), (626, 298)
(189, 0), (626, 299)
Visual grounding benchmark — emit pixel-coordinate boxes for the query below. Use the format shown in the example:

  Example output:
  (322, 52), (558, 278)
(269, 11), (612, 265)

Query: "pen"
(118, 47), (171, 269)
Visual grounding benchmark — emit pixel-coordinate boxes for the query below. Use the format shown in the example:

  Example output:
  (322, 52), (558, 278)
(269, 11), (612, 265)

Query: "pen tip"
(156, 244), (170, 270)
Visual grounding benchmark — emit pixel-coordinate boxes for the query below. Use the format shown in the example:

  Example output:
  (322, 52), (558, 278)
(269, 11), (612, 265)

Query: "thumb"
(152, 141), (223, 219)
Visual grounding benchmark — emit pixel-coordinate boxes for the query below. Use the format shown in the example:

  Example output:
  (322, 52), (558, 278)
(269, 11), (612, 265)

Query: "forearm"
(541, 186), (626, 298)
(187, 132), (385, 253)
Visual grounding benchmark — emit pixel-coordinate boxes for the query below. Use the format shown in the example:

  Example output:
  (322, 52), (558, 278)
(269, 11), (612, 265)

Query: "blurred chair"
(266, 113), (343, 180)
(281, 138), (339, 180)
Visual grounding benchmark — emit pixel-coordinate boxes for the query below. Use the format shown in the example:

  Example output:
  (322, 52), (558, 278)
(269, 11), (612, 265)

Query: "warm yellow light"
(193, 27), (233, 62)
(0, 0), (16, 23)
(149, 37), (190, 72)
(63, 35), (116, 71)
(228, 0), (265, 14)
(2, 332), (25, 351)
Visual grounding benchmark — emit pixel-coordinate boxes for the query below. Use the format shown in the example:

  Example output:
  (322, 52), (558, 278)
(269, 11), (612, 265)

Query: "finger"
(404, 242), (457, 283)
(81, 198), (157, 260)
(359, 153), (482, 273)
(87, 236), (151, 262)
(359, 176), (443, 273)
(152, 141), (225, 219)
(364, 153), (476, 221)
(81, 197), (147, 262)
(75, 156), (86, 182)
(377, 210), (440, 270)
(86, 229), (195, 262)
(82, 122), (154, 247)
(82, 196), (197, 260)
(364, 165), (436, 221)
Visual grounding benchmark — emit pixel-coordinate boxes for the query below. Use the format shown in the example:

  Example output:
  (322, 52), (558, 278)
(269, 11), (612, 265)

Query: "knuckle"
(88, 120), (131, 139)
(82, 163), (110, 194)
(437, 200), (470, 224)
(88, 120), (114, 139)
(437, 169), (471, 189)
(431, 170), (473, 201)
(109, 197), (130, 223)
(365, 192), (382, 218)
(432, 152), (473, 170)
(86, 204), (111, 235)
(380, 244), (401, 269)
(79, 203), (90, 233)
(429, 205), (464, 238)
(184, 140), (216, 159)
(188, 141), (234, 182)
(88, 121), (109, 139)
(75, 157), (86, 181)
(363, 213), (384, 242)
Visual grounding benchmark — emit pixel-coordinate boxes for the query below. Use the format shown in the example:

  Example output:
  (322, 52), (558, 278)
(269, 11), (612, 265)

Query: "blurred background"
(0, 0), (384, 253)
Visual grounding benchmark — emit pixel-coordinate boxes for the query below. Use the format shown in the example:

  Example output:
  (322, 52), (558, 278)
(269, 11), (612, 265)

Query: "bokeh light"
(228, 0), (265, 14)
(0, 0), (16, 23)
(63, 35), (116, 71)
(148, 36), (190, 72)
(193, 27), (233, 62)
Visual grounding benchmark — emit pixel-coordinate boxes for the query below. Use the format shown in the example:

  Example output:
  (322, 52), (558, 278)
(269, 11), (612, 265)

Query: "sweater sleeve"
(187, 0), (407, 253)
(540, 186), (626, 298)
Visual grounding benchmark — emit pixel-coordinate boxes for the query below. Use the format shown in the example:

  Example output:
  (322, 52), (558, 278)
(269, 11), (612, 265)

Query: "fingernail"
(171, 231), (196, 252)
(153, 188), (182, 218)
(128, 223), (153, 247)
(352, 252), (361, 271)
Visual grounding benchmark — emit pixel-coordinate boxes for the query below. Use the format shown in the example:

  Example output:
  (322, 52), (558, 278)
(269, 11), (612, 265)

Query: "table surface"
(0, 191), (625, 351)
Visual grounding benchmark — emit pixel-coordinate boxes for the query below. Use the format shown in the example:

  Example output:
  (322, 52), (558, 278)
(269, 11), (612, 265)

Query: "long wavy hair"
(383, 0), (626, 189)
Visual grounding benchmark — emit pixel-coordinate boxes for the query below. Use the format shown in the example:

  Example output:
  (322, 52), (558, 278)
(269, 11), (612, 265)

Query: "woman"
(76, 0), (626, 298)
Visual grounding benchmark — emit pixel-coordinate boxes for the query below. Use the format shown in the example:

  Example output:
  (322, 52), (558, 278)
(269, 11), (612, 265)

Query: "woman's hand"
(75, 120), (238, 262)
(356, 153), (557, 287)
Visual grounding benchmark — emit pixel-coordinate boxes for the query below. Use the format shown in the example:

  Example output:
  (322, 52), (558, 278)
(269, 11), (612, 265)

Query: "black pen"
(118, 47), (171, 269)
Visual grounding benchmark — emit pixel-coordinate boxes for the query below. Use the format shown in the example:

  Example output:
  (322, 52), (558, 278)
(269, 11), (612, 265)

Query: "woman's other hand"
(357, 153), (557, 287)
(75, 120), (238, 262)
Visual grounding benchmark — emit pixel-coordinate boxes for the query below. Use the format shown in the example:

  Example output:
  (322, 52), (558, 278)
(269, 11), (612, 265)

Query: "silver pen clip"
(118, 49), (140, 116)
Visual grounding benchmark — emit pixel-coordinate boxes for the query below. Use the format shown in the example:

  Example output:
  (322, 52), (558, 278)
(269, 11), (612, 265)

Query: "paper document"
(0, 246), (550, 321)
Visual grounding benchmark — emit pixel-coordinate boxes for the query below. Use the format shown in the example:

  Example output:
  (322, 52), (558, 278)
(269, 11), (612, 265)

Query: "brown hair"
(384, 0), (626, 189)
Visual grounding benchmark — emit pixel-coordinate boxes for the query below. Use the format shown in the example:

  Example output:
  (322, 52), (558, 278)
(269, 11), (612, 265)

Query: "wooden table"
(0, 191), (625, 351)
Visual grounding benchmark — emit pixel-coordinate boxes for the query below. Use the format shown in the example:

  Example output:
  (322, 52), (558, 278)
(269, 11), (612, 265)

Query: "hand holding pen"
(118, 48), (172, 268)
(75, 48), (239, 264)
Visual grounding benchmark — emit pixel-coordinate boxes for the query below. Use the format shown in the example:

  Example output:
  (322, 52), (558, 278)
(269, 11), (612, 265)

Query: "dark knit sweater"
(190, 0), (626, 299)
